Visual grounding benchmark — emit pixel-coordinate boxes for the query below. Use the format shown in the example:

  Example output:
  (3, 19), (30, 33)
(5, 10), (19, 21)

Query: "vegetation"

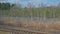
(15, 21), (60, 31)
(0, 2), (60, 31)
(0, 31), (10, 34)
(0, 2), (60, 34)
(0, 2), (60, 18)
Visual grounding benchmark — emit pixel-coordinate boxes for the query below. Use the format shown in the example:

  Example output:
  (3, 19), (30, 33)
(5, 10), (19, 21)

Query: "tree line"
(0, 2), (60, 18)
(0, 3), (15, 10)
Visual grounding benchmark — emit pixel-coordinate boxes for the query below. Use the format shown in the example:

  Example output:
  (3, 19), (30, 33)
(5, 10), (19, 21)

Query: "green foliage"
(46, 10), (49, 18)
(0, 3), (10, 10)
(0, 4), (60, 18)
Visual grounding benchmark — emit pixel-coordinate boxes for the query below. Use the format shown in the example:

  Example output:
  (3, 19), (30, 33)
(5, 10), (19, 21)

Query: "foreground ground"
(0, 19), (60, 34)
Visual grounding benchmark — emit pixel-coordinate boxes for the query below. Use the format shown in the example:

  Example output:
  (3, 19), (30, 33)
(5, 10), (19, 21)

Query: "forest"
(0, 2), (60, 18)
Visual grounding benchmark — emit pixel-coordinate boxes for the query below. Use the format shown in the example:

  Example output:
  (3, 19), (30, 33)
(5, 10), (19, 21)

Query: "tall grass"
(0, 19), (60, 32)
(16, 21), (60, 31)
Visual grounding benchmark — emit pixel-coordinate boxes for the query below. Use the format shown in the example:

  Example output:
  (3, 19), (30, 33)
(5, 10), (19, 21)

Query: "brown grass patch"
(1, 19), (60, 31)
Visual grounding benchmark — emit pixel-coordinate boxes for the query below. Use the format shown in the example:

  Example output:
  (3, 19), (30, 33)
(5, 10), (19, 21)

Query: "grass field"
(1, 19), (60, 31)
(0, 19), (60, 34)
(0, 7), (60, 34)
(0, 31), (11, 34)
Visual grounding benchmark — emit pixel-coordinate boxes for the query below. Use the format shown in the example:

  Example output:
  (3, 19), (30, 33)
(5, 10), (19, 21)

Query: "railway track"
(0, 25), (47, 34)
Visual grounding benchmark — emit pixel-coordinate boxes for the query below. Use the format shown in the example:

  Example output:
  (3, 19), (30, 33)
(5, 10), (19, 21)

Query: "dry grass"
(19, 21), (60, 31)
(1, 19), (60, 32)
(3, 19), (17, 24)
(45, 21), (60, 32)
(0, 31), (11, 34)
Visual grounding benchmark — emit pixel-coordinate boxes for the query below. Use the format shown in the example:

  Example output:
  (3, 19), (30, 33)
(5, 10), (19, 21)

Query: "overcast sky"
(0, 0), (60, 7)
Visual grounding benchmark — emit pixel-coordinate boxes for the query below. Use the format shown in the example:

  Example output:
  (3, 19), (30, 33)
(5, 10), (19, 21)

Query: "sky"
(0, 0), (60, 7)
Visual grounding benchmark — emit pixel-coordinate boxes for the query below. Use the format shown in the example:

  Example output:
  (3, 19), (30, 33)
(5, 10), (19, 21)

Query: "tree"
(46, 10), (49, 18)
(27, 2), (35, 8)
(11, 4), (17, 9)
(0, 3), (10, 10)
(57, 2), (60, 8)
(16, 2), (22, 9)
(27, 2), (36, 21)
